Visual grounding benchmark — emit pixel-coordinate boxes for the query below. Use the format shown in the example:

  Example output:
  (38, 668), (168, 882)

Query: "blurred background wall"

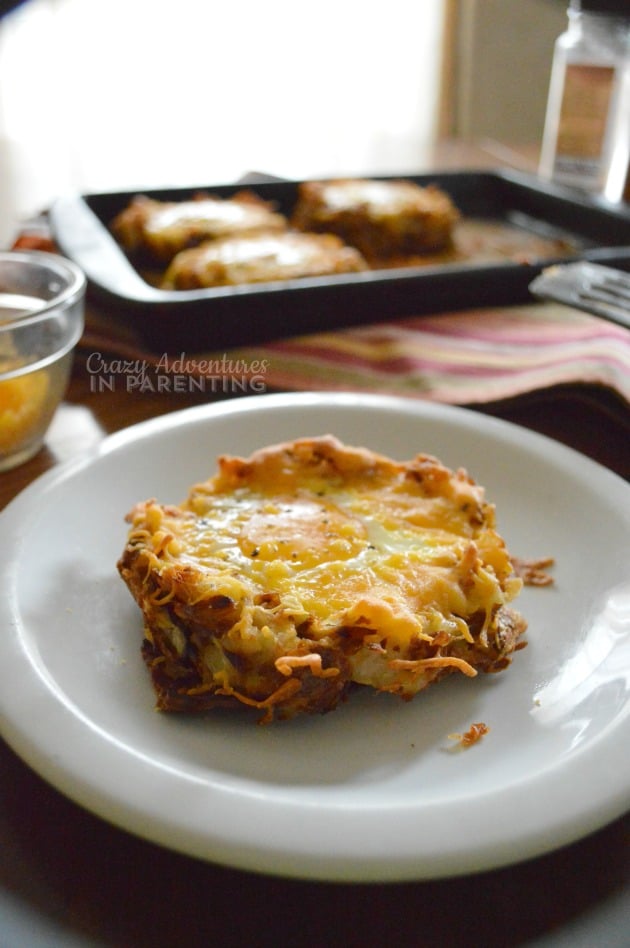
(0, 0), (446, 243)
(442, 0), (567, 144)
(0, 0), (567, 247)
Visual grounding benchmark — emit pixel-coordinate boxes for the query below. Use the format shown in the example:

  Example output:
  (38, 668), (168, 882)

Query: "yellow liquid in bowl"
(0, 293), (73, 469)
(0, 369), (50, 454)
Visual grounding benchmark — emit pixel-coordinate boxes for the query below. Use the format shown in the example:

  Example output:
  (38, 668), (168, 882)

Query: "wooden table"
(1, 142), (628, 947)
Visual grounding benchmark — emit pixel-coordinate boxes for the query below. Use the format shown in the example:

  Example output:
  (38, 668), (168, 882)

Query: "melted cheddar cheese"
(118, 436), (526, 722)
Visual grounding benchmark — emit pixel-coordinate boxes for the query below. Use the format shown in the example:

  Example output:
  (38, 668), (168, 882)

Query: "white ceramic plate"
(1, 392), (628, 882)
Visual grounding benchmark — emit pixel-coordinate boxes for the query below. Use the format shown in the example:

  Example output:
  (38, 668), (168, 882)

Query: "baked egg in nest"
(117, 436), (526, 723)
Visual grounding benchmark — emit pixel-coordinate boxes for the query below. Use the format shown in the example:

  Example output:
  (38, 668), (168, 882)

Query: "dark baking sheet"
(49, 170), (630, 351)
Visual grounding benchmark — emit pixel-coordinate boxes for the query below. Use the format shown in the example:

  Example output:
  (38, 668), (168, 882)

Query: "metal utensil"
(529, 261), (630, 330)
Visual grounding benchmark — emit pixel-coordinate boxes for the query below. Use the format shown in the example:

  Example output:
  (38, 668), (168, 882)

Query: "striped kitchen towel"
(227, 303), (630, 406)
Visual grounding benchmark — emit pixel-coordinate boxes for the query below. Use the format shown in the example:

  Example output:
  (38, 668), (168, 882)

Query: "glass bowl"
(0, 250), (86, 471)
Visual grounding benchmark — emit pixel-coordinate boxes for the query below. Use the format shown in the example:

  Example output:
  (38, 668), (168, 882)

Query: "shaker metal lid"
(570, 0), (630, 16)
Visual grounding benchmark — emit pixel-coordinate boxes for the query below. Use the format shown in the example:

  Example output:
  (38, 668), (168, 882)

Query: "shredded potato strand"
(275, 654), (340, 678)
(389, 656), (477, 678)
